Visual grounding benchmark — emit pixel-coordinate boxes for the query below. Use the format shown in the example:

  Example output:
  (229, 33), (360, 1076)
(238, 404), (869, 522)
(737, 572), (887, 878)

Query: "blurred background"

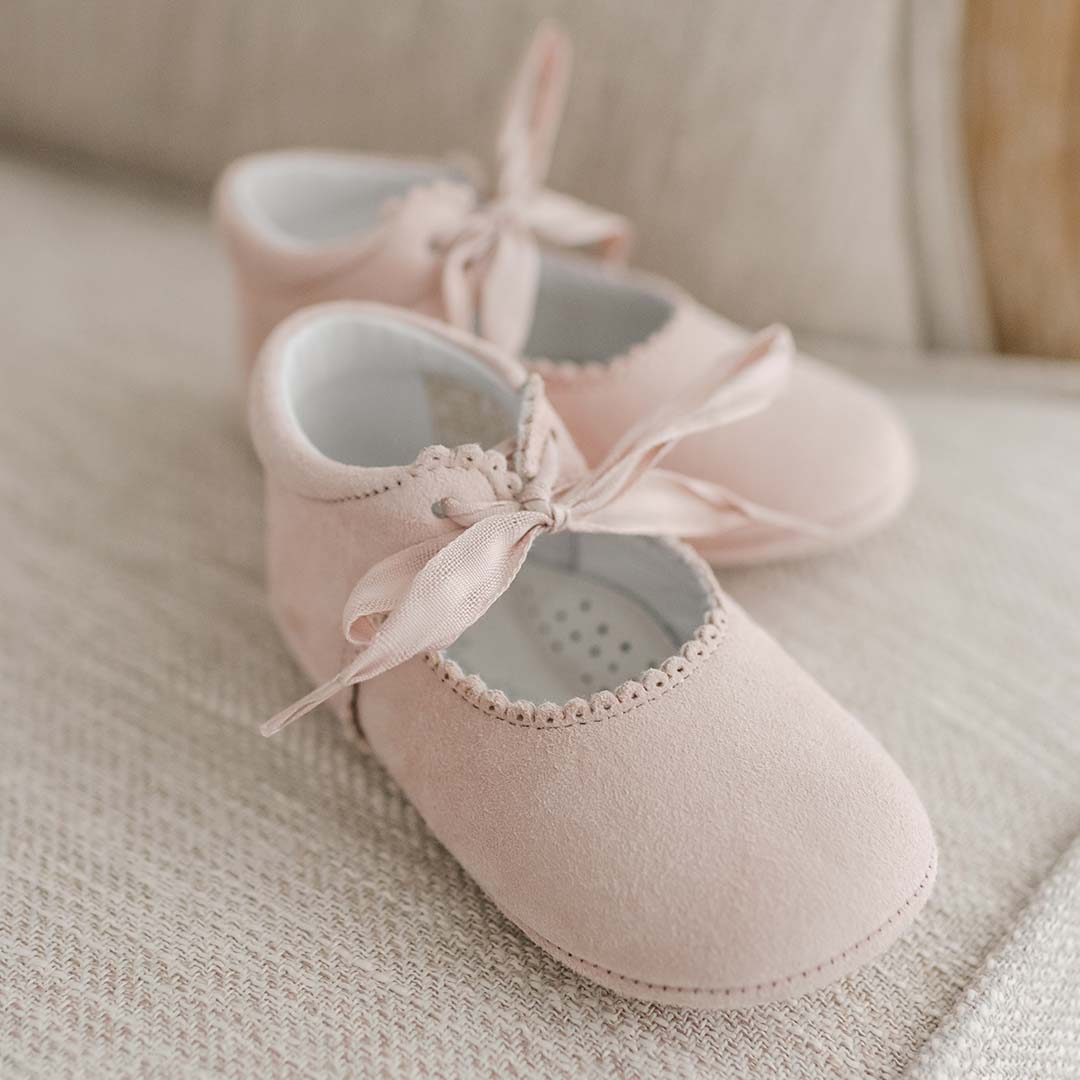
(2, 4), (1079, 1079)
(5, 0), (1079, 360)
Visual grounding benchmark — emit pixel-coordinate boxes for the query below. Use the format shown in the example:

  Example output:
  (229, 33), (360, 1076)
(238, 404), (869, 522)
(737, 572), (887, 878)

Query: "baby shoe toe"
(361, 597), (935, 1008)
(672, 353), (915, 565)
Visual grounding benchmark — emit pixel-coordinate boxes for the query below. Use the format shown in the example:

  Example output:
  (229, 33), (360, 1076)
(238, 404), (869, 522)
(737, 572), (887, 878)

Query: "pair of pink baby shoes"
(216, 24), (935, 1008)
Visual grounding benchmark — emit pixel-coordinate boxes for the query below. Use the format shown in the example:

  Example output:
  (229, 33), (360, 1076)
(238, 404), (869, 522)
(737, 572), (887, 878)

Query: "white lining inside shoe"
(524, 258), (672, 364)
(282, 313), (520, 467)
(281, 310), (712, 704)
(447, 538), (707, 702)
(239, 155), (675, 364)
(232, 155), (458, 246)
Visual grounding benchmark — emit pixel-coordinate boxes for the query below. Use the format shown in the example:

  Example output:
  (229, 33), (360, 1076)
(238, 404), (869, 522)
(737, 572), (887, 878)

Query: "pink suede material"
(532, 285), (917, 563)
(249, 303), (935, 1007)
(360, 599), (935, 1007)
(262, 466), (505, 701)
(250, 306), (534, 702)
(218, 157), (914, 564)
(220, 154), (454, 374)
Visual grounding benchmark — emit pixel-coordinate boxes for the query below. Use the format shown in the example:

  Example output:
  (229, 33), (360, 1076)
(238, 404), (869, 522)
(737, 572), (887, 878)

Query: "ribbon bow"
(262, 326), (822, 736)
(428, 22), (631, 353)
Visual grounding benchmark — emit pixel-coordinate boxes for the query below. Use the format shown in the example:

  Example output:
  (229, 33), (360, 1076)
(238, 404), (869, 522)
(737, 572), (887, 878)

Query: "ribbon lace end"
(261, 673), (351, 737)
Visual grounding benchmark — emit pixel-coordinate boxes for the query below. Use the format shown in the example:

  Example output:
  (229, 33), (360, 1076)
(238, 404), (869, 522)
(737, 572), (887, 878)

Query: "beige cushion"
(0, 0), (990, 351)
(1, 152), (1077, 1077)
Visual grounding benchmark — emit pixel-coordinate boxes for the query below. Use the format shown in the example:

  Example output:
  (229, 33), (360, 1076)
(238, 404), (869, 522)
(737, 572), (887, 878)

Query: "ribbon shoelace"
(418, 22), (632, 354)
(262, 326), (826, 736)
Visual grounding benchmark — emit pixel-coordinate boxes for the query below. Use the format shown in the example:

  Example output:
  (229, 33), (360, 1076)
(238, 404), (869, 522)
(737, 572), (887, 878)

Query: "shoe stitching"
(523, 852), (937, 998)
(296, 446), (518, 506)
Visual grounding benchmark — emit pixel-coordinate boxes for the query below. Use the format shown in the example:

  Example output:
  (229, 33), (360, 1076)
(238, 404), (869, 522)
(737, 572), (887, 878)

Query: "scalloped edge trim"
(524, 288), (723, 385)
(525, 306), (685, 384)
(324, 443), (522, 505)
(422, 606), (729, 730)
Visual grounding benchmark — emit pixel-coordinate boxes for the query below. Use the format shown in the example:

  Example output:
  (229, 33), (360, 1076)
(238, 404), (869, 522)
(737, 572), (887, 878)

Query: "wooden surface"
(964, 0), (1080, 358)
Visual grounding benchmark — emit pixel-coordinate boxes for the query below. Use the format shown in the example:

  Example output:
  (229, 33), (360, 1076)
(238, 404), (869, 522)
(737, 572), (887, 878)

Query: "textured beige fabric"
(1, 152), (1077, 1077)
(0, 0), (990, 352)
(907, 837), (1080, 1080)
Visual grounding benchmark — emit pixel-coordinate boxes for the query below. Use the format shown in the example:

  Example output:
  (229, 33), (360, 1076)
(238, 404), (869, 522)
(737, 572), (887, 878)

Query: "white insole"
(446, 563), (679, 703)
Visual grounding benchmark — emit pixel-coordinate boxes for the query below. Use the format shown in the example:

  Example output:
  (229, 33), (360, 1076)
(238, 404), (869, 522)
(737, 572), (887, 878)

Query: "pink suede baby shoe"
(219, 23), (916, 566)
(249, 301), (936, 1008)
